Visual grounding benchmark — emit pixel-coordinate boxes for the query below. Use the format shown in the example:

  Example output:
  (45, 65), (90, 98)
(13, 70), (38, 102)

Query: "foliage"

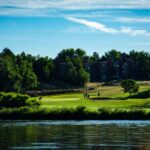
(0, 92), (41, 108)
(16, 52), (38, 91)
(0, 106), (150, 120)
(121, 79), (139, 94)
(88, 49), (150, 81)
(54, 48), (90, 85)
(33, 57), (54, 82)
(0, 49), (38, 92)
(0, 48), (150, 93)
(0, 49), (21, 92)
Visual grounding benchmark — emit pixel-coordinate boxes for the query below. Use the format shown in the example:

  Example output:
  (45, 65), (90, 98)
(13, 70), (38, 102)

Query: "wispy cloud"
(1, 1), (150, 37)
(66, 17), (150, 36)
(67, 17), (117, 33)
(120, 27), (149, 36)
(0, 7), (49, 17)
(117, 17), (150, 23)
(1, 0), (150, 10)
(1, 0), (150, 17)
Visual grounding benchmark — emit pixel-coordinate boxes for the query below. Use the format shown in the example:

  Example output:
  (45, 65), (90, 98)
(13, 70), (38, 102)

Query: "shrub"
(121, 79), (139, 95)
(0, 92), (41, 108)
(26, 98), (41, 106)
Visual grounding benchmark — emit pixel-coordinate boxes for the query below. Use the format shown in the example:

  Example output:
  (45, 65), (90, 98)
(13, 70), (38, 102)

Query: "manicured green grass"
(0, 85), (150, 120)
(40, 85), (150, 111)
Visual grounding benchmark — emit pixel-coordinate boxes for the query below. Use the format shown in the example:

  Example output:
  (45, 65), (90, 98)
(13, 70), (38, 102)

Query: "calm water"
(0, 120), (150, 150)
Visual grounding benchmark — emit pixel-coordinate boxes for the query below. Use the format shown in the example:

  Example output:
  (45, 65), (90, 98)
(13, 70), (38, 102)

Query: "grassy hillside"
(40, 85), (150, 111)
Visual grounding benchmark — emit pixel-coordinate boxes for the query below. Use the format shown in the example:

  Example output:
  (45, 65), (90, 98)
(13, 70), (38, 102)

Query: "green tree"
(16, 53), (38, 91)
(54, 48), (89, 85)
(130, 50), (150, 80)
(105, 49), (121, 60)
(33, 57), (54, 82)
(0, 49), (21, 92)
(121, 79), (139, 95)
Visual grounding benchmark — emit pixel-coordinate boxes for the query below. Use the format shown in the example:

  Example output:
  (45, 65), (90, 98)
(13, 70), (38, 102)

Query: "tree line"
(0, 48), (149, 92)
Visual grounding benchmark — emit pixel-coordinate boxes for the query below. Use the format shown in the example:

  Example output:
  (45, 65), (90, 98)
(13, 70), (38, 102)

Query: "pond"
(0, 120), (150, 150)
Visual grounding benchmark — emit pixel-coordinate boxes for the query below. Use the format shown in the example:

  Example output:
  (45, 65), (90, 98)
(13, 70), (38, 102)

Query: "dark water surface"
(0, 120), (150, 150)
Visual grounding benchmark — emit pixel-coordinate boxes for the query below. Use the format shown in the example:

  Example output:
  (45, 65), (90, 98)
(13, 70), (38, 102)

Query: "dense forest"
(0, 48), (149, 92)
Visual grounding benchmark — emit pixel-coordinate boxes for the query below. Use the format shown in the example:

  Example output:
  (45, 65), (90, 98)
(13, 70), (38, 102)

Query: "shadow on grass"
(129, 90), (150, 99)
(89, 89), (150, 101)
(91, 97), (128, 101)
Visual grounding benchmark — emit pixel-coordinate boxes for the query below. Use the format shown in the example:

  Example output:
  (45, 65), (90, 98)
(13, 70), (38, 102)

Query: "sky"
(0, 0), (150, 57)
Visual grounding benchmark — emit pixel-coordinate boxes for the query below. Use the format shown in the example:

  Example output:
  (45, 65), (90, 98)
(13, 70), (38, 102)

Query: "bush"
(26, 98), (41, 106)
(121, 79), (139, 95)
(0, 92), (41, 108)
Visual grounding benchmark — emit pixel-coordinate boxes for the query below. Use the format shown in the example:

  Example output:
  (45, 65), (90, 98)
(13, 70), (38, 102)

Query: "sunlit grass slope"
(41, 85), (150, 111)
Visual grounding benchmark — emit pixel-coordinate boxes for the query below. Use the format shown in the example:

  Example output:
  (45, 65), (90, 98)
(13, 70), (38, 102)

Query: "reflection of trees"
(0, 122), (150, 149)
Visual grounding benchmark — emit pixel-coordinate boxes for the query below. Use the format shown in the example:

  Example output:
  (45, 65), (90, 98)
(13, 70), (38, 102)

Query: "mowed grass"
(40, 85), (150, 111)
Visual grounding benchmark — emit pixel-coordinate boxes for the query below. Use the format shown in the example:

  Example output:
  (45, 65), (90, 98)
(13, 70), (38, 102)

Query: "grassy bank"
(0, 106), (150, 120)
(0, 85), (150, 120)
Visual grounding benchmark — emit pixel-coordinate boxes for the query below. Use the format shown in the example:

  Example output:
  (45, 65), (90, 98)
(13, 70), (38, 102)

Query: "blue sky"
(0, 0), (150, 57)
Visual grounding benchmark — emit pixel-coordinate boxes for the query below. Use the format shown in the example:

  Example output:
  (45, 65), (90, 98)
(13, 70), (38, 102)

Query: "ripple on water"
(10, 143), (60, 149)
(1, 120), (150, 127)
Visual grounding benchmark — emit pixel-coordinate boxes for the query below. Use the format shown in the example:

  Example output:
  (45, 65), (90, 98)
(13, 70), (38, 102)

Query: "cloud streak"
(0, 0), (150, 18)
(1, 0), (150, 10)
(117, 17), (150, 23)
(66, 17), (150, 36)
(120, 27), (149, 36)
(67, 17), (117, 33)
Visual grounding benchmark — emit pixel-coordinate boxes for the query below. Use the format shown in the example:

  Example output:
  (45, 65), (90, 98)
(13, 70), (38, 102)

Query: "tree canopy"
(0, 48), (149, 92)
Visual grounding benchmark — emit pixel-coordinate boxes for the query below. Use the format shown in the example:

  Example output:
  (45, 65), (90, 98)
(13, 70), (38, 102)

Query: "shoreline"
(0, 107), (150, 120)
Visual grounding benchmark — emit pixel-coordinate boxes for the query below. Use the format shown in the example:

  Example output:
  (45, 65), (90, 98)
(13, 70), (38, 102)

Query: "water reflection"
(0, 121), (150, 150)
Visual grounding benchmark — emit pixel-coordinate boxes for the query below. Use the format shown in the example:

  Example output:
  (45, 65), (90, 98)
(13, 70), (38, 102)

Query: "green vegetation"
(121, 79), (139, 95)
(0, 48), (90, 92)
(40, 85), (150, 111)
(0, 92), (41, 108)
(0, 84), (149, 119)
(0, 105), (150, 120)
(0, 48), (150, 93)
(0, 47), (150, 119)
